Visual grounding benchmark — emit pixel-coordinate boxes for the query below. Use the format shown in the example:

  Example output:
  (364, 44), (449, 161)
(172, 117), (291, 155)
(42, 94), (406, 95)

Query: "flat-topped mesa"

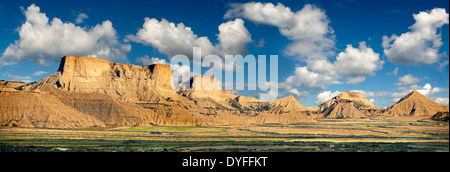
(28, 56), (178, 103)
(189, 75), (222, 91)
(316, 91), (376, 118)
(320, 91), (376, 111)
(147, 63), (175, 90)
(57, 56), (110, 77)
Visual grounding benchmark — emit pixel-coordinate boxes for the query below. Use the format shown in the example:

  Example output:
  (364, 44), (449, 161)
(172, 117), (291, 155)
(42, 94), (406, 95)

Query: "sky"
(0, 0), (449, 107)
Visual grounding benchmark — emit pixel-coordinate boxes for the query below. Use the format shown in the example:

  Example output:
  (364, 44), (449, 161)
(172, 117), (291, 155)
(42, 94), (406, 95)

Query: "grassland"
(0, 116), (448, 152)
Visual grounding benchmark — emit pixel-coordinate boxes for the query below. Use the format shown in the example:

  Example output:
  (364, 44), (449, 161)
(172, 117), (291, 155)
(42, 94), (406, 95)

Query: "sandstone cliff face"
(315, 92), (376, 118)
(179, 75), (237, 109)
(382, 91), (449, 116)
(35, 85), (203, 127)
(1, 56), (317, 128)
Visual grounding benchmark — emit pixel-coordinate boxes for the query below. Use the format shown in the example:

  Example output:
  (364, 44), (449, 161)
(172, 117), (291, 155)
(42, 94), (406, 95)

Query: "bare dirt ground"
(0, 116), (448, 152)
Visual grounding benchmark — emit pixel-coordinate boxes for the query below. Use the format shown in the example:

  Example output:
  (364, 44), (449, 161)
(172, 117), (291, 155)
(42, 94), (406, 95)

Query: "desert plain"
(1, 116), (448, 152)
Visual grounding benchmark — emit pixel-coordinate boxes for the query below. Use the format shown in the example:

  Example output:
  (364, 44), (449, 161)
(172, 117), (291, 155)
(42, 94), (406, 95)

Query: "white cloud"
(126, 18), (215, 59)
(225, 3), (331, 40)
(315, 90), (342, 105)
(415, 83), (442, 96)
(333, 41), (383, 84)
(280, 66), (340, 91)
(281, 41), (383, 90)
(288, 88), (309, 100)
(395, 74), (421, 86)
(0, 4), (130, 67)
(434, 97), (449, 106)
(75, 12), (88, 24)
(345, 76), (366, 85)
(227, 2), (384, 96)
(31, 71), (48, 76)
(136, 55), (169, 66)
(386, 67), (399, 76)
(217, 18), (252, 56)
(225, 2), (335, 61)
(127, 18), (252, 71)
(389, 83), (445, 103)
(7, 74), (33, 83)
(382, 8), (449, 66)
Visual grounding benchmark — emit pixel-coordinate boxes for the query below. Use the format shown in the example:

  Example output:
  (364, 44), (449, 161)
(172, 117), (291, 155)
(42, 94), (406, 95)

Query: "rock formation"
(0, 56), (316, 128)
(382, 91), (449, 116)
(0, 81), (26, 91)
(179, 75), (237, 109)
(0, 91), (105, 128)
(3, 56), (447, 128)
(314, 92), (377, 118)
(179, 75), (309, 113)
(27, 56), (179, 103)
(432, 112), (449, 121)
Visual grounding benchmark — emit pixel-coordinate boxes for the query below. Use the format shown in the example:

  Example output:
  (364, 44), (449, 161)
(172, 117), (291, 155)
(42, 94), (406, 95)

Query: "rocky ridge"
(1, 56), (316, 128)
(314, 92), (376, 118)
(0, 56), (448, 128)
(382, 91), (449, 116)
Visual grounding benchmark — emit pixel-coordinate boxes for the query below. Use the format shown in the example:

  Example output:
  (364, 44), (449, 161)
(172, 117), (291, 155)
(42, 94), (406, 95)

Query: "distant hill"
(313, 92), (378, 118)
(382, 91), (449, 116)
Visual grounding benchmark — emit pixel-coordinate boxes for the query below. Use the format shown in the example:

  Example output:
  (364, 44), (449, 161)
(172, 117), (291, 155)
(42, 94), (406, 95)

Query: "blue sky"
(0, 0), (448, 107)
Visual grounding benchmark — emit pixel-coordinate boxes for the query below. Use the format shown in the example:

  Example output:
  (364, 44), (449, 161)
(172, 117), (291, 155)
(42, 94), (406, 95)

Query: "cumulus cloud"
(333, 41), (383, 84)
(227, 2), (384, 96)
(395, 74), (421, 86)
(382, 8), (449, 66)
(7, 74), (33, 83)
(126, 18), (215, 59)
(288, 88), (309, 100)
(217, 18), (253, 56)
(349, 90), (391, 99)
(415, 83), (442, 96)
(434, 97), (449, 106)
(225, 2), (335, 61)
(315, 90), (342, 105)
(135, 55), (169, 66)
(0, 4), (130, 67)
(280, 41), (382, 92)
(127, 18), (252, 71)
(280, 66), (341, 91)
(31, 71), (48, 76)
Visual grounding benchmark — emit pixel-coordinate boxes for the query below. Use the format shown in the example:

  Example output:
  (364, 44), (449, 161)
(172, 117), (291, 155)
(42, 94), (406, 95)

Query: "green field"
(1, 116), (448, 152)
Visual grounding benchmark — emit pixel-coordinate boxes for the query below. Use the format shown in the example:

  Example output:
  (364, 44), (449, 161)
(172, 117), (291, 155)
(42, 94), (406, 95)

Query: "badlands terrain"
(0, 56), (449, 152)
